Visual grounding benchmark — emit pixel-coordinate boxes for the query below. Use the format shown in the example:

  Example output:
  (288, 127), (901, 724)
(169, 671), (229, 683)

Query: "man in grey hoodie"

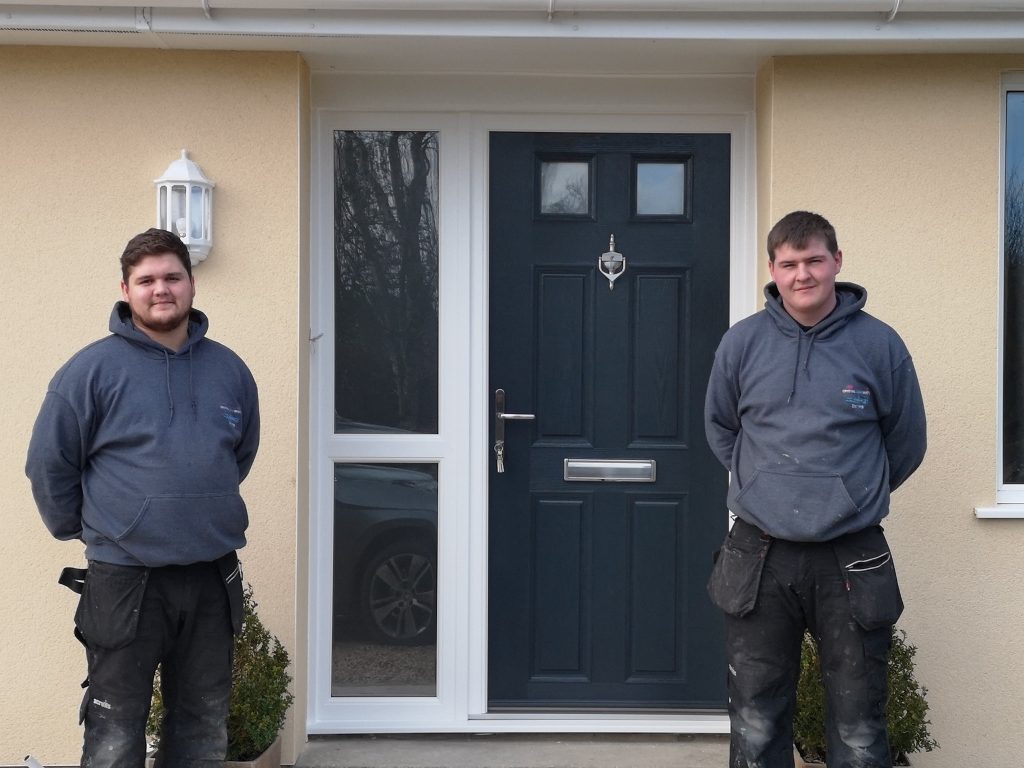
(704, 211), (926, 768)
(26, 229), (260, 768)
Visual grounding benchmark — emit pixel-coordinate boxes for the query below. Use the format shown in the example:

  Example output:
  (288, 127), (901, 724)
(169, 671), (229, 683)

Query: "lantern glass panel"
(158, 186), (168, 230)
(170, 185), (187, 238)
(190, 186), (204, 239)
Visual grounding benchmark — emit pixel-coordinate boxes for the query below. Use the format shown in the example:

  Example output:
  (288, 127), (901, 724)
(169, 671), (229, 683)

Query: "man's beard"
(134, 303), (192, 334)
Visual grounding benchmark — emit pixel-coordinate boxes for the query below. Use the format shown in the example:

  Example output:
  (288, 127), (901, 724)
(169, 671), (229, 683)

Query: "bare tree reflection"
(334, 131), (439, 433)
(1006, 170), (1024, 481)
(541, 166), (588, 215)
(548, 177), (587, 215)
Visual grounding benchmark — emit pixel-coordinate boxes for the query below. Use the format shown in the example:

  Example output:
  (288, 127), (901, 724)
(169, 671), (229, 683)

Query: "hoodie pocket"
(115, 492), (248, 567)
(734, 468), (858, 522)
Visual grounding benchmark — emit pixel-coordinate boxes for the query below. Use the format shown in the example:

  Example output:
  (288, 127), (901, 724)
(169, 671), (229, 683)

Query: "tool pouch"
(73, 561), (149, 650)
(707, 518), (772, 618)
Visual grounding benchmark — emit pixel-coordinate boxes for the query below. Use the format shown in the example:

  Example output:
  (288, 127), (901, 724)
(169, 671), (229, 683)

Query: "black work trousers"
(715, 519), (896, 768)
(77, 560), (233, 768)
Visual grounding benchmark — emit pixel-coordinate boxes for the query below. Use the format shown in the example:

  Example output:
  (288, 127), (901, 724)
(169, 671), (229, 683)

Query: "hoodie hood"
(763, 281), (866, 339)
(110, 301), (209, 354)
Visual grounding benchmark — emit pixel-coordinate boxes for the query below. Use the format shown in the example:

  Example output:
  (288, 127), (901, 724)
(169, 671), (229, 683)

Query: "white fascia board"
(1, 8), (1024, 41)
(8, 2), (1024, 44)
(0, 5), (139, 32)
(11, 1), (1024, 10)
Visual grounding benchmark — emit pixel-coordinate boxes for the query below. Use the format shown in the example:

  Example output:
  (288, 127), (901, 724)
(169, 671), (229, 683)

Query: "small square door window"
(634, 159), (688, 218)
(538, 158), (593, 217)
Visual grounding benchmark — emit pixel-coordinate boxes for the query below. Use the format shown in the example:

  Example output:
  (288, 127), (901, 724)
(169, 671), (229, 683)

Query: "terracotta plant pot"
(794, 745), (911, 767)
(227, 736), (282, 768)
(146, 736), (281, 768)
(794, 745), (825, 766)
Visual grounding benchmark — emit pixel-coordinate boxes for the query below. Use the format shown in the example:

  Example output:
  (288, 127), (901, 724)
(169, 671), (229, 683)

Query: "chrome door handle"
(494, 389), (534, 473)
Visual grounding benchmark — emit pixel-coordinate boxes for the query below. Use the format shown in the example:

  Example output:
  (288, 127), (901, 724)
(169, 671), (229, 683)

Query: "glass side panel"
(331, 462), (438, 697)
(1005, 93), (1024, 483)
(635, 161), (686, 216)
(333, 131), (439, 434)
(539, 160), (590, 215)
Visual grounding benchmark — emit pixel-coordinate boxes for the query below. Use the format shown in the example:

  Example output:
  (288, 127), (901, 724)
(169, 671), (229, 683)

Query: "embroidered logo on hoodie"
(220, 405), (242, 429)
(841, 385), (871, 410)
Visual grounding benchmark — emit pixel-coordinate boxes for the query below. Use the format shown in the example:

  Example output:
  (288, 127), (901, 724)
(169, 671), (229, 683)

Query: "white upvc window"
(986, 73), (1024, 515)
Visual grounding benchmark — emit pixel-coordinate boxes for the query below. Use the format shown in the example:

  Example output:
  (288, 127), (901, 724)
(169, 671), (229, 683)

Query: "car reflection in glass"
(333, 463), (438, 646)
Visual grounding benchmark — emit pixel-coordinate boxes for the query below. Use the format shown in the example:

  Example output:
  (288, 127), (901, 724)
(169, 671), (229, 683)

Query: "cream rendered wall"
(759, 54), (1020, 766)
(0, 47), (309, 764)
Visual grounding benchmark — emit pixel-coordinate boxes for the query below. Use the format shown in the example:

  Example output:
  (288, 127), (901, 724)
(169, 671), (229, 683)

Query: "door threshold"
(466, 711), (730, 734)
(487, 707), (727, 716)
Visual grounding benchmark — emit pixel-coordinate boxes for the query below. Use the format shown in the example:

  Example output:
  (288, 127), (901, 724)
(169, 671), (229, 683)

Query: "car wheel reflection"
(360, 538), (436, 646)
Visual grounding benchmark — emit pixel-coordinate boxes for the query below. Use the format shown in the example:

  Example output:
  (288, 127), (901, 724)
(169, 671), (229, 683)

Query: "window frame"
(991, 73), (1024, 512)
(309, 111), (470, 727)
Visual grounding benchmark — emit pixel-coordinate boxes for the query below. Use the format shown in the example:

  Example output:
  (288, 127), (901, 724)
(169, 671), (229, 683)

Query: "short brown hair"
(766, 211), (838, 262)
(120, 228), (192, 280)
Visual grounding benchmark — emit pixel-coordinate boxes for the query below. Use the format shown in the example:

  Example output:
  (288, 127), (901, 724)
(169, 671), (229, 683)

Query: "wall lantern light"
(155, 149), (214, 265)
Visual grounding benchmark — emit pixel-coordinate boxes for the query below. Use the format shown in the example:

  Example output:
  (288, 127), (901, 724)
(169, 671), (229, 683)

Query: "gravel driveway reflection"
(332, 640), (437, 697)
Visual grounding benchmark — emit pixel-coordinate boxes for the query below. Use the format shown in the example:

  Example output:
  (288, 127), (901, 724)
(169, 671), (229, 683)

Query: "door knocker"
(598, 234), (625, 290)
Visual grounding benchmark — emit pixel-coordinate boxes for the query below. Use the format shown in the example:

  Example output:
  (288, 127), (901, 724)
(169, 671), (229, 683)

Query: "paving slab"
(294, 733), (730, 768)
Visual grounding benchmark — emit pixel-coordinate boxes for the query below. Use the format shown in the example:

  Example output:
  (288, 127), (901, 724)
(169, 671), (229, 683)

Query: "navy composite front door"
(487, 132), (731, 710)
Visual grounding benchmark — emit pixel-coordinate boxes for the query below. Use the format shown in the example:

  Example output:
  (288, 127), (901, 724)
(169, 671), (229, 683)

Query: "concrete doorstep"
(294, 733), (730, 768)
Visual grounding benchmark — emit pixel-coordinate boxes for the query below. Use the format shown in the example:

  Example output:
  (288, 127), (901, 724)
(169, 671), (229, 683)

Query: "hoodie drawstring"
(163, 349), (174, 425)
(787, 333), (819, 404)
(787, 334), (802, 404)
(188, 346), (197, 421)
(162, 347), (198, 423)
(804, 334), (817, 372)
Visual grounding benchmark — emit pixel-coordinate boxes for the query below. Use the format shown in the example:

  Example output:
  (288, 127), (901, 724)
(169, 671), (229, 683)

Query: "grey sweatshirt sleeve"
(881, 355), (927, 491)
(704, 347), (740, 471)
(235, 372), (260, 483)
(25, 391), (86, 541)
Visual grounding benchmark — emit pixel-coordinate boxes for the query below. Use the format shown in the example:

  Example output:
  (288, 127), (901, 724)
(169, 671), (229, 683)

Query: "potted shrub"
(793, 627), (938, 766)
(147, 583), (294, 767)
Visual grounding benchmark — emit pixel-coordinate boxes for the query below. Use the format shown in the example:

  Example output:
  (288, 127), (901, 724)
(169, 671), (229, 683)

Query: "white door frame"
(308, 73), (757, 735)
